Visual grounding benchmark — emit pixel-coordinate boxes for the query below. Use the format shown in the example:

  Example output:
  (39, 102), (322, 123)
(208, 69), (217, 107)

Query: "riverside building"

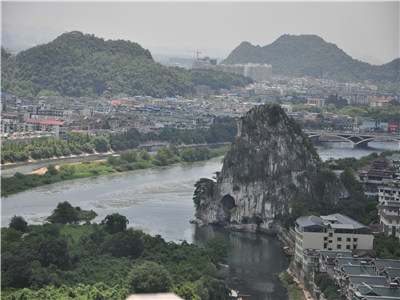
(377, 184), (400, 241)
(294, 213), (374, 266)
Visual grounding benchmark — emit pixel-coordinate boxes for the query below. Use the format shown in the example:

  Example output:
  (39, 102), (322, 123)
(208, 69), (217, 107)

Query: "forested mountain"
(1, 31), (196, 99)
(223, 34), (399, 86)
(1, 32), (252, 99)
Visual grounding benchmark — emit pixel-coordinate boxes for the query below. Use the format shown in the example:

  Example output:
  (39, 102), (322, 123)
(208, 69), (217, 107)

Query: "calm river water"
(1, 140), (399, 299)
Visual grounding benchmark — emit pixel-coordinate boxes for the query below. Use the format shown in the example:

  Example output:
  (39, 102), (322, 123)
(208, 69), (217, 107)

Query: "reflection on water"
(316, 140), (399, 161)
(194, 225), (289, 300)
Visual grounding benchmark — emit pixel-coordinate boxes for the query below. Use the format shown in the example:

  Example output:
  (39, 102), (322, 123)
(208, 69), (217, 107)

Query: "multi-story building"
(377, 184), (400, 241)
(215, 63), (272, 82)
(307, 98), (325, 107)
(25, 118), (67, 138)
(294, 213), (374, 267)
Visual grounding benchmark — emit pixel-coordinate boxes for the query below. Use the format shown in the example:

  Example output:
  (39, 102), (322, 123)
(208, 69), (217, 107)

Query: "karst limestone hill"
(194, 104), (348, 231)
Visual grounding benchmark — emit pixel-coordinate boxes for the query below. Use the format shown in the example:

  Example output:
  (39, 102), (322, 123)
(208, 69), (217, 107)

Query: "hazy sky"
(2, 1), (399, 65)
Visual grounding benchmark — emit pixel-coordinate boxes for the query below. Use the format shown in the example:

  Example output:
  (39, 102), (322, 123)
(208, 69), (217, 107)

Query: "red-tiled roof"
(371, 98), (393, 103)
(26, 119), (64, 125)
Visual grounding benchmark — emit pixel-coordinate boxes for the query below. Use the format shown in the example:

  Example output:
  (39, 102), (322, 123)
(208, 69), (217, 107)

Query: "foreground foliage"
(1, 214), (230, 300)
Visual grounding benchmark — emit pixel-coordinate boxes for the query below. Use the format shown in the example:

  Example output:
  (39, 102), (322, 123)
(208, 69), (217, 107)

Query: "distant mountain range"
(2, 32), (398, 99)
(223, 34), (399, 86)
(1, 31), (251, 99)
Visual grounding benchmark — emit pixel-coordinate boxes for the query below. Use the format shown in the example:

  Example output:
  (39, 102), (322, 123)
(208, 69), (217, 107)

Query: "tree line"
(1, 117), (236, 164)
(2, 209), (230, 299)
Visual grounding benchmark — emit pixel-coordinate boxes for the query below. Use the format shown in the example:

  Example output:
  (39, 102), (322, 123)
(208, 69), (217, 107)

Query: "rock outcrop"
(194, 104), (348, 231)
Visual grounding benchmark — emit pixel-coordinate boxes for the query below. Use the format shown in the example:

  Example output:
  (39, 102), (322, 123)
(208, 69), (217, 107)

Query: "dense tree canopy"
(9, 215), (28, 232)
(1, 210), (230, 300)
(48, 201), (79, 224)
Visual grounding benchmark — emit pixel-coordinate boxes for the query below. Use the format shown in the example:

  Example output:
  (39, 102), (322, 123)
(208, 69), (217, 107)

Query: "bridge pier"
(354, 140), (372, 148)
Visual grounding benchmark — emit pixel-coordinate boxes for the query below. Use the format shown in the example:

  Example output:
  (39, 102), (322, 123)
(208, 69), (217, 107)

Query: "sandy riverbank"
(24, 159), (107, 175)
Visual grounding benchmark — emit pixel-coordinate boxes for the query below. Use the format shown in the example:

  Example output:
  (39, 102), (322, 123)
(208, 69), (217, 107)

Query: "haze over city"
(2, 1), (399, 65)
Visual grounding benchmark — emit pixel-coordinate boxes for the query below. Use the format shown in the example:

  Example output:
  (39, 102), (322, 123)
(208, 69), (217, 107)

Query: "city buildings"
(191, 58), (272, 82)
(377, 184), (400, 241)
(294, 214), (374, 266)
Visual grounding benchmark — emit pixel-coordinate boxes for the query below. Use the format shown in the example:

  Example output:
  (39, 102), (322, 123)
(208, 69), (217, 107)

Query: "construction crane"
(187, 49), (202, 60)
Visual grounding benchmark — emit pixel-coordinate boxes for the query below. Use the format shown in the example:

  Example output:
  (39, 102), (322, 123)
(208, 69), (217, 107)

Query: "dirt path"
(287, 268), (314, 300)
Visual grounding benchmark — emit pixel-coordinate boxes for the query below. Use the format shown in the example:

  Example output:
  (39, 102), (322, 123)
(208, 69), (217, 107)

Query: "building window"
(346, 238), (351, 242)
(354, 238), (358, 242)
(337, 245), (341, 249)
(346, 245), (351, 249)
(329, 240), (333, 243)
(324, 237), (328, 241)
(337, 237), (342, 241)
(329, 232), (333, 237)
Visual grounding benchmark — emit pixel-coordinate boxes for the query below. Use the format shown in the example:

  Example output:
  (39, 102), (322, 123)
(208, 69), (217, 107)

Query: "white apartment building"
(25, 119), (67, 138)
(377, 185), (400, 241)
(294, 214), (374, 266)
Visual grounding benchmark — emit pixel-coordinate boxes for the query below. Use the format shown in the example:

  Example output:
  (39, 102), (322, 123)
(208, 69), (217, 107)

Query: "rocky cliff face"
(195, 104), (348, 230)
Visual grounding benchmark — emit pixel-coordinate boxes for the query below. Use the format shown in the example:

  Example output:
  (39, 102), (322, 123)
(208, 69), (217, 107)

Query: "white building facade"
(377, 185), (400, 241)
(294, 214), (374, 266)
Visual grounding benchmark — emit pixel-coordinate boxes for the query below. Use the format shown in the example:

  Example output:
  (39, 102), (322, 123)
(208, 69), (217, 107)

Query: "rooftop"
(356, 286), (400, 298)
(296, 213), (370, 231)
(341, 265), (376, 276)
(373, 259), (400, 270)
(348, 275), (389, 287)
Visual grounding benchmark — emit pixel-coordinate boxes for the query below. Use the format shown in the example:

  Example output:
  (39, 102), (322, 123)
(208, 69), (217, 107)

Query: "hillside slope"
(223, 34), (399, 84)
(2, 31), (196, 98)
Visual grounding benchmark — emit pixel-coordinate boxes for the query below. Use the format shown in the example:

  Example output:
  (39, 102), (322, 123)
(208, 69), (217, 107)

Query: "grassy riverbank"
(1, 145), (228, 197)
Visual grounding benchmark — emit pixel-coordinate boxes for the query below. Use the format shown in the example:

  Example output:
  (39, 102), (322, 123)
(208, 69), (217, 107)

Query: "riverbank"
(1, 142), (231, 174)
(1, 145), (229, 197)
(1, 152), (102, 170)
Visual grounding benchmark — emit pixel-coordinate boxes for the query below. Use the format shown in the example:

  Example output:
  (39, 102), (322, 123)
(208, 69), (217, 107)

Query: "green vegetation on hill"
(1, 212), (230, 299)
(184, 69), (253, 91)
(223, 34), (399, 90)
(2, 31), (194, 99)
(1, 32), (253, 99)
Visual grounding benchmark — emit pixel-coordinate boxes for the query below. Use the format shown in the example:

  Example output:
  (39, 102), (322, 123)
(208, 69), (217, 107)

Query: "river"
(1, 141), (399, 299)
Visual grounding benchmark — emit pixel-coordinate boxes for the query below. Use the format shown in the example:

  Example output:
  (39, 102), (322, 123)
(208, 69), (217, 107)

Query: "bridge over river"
(305, 130), (400, 148)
